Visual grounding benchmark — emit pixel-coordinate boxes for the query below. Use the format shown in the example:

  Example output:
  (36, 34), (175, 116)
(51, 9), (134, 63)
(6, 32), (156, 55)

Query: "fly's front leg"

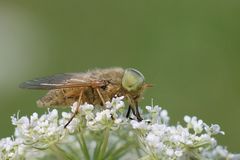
(126, 105), (131, 118)
(126, 105), (136, 120)
(126, 95), (142, 121)
(129, 104), (142, 121)
(64, 89), (83, 128)
(134, 101), (143, 121)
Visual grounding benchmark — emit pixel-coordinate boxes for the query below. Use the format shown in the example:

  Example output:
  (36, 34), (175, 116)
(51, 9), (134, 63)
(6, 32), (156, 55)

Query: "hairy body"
(37, 68), (131, 107)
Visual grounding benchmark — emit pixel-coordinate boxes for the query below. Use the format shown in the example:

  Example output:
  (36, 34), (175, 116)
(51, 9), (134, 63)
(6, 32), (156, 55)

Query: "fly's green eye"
(122, 68), (144, 92)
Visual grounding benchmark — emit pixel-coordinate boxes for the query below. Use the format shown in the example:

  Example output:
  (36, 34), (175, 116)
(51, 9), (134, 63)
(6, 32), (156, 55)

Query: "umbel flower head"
(1, 96), (239, 160)
(130, 105), (232, 159)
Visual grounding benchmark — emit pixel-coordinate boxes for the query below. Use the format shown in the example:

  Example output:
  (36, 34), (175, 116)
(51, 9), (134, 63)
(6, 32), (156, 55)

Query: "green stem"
(97, 128), (110, 160)
(107, 143), (131, 160)
(76, 130), (91, 160)
(49, 144), (74, 160)
(138, 155), (153, 160)
(93, 140), (102, 160)
(49, 146), (64, 160)
(135, 147), (142, 158)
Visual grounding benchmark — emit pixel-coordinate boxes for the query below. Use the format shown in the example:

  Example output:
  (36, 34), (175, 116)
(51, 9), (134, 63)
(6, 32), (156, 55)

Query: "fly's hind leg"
(64, 89), (83, 128)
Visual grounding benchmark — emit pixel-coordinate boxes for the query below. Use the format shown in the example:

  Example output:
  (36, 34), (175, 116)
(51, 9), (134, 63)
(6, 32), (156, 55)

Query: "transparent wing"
(19, 73), (105, 90)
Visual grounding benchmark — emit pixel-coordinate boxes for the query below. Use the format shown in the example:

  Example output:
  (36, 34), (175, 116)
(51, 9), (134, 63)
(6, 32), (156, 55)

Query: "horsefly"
(19, 67), (152, 127)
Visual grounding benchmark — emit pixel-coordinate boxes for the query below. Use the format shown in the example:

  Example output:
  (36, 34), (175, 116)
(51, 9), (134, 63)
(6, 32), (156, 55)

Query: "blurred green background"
(0, 1), (239, 152)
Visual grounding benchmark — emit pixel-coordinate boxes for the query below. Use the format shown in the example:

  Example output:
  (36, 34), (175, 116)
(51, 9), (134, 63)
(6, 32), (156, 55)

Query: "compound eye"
(122, 68), (144, 92)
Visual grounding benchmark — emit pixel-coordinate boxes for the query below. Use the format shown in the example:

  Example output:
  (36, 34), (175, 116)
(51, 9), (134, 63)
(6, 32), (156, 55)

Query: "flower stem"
(97, 128), (110, 160)
(76, 129), (90, 160)
(50, 144), (75, 160)
(106, 143), (132, 159)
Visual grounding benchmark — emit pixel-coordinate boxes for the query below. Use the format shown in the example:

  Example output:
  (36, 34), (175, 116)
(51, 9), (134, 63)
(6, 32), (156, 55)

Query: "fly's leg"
(126, 95), (143, 121)
(95, 87), (117, 120)
(126, 105), (135, 120)
(96, 88), (106, 105)
(134, 101), (143, 121)
(126, 105), (131, 118)
(64, 89), (83, 128)
(129, 102), (143, 121)
(95, 79), (112, 105)
(61, 89), (66, 100)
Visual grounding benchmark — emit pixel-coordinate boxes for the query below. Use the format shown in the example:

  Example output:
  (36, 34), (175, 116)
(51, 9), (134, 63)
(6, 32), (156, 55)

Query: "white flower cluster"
(11, 109), (65, 149)
(87, 96), (126, 131)
(202, 146), (240, 160)
(130, 105), (240, 160)
(0, 96), (239, 160)
(0, 137), (24, 160)
(60, 96), (126, 132)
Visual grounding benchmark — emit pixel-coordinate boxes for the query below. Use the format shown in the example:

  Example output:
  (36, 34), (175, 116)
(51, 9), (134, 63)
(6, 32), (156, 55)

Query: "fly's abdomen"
(37, 89), (79, 107)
